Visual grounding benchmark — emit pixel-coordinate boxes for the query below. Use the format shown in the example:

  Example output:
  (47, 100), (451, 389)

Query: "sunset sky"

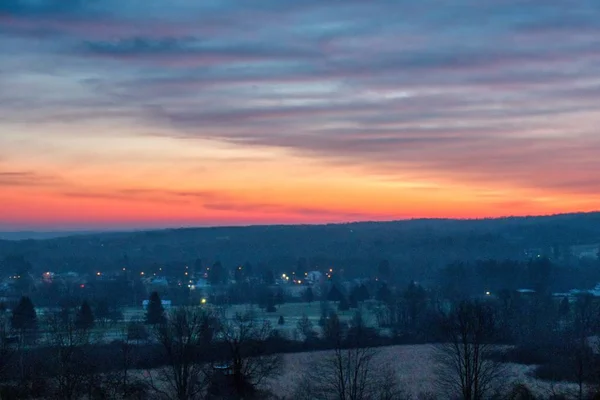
(1, 0), (600, 230)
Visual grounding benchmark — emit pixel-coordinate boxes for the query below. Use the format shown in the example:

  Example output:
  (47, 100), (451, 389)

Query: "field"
(268, 345), (579, 398)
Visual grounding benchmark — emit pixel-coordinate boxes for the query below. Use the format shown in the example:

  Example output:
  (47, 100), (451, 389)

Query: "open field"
(268, 344), (580, 399)
(31, 301), (378, 344)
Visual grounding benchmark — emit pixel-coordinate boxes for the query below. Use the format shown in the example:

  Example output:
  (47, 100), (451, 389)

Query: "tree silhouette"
(376, 284), (393, 304)
(296, 315), (317, 343)
(435, 300), (504, 400)
(208, 261), (226, 285)
(11, 296), (37, 331)
(303, 287), (314, 304)
(338, 296), (350, 312)
(357, 284), (370, 302)
(145, 292), (166, 325)
(94, 300), (111, 325)
(75, 300), (94, 330)
(275, 288), (285, 308)
(327, 285), (343, 303)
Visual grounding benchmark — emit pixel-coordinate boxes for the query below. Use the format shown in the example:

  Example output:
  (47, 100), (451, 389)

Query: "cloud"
(0, 171), (59, 187)
(0, 0), (91, 16)
(2, 0), (600, 202)
(61, 188), (224, 205)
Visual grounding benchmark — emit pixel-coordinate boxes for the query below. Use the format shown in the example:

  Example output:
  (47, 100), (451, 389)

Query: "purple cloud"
(1, 0), (600, 198)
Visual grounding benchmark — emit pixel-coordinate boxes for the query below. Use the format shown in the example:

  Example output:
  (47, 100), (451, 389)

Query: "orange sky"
(2, 1), (600, 230)
(1, 126), (598, 230)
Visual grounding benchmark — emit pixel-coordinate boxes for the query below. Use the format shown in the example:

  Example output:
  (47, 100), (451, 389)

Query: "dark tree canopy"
(145, 291), (166, 325)
(11, 296), (37, 331)
(208, 261), (227, 285)
(327, 285), (343, 303)
(75, 300), (95, 330)
(376, 284), (393, 304)
(303, 287), (314, 304)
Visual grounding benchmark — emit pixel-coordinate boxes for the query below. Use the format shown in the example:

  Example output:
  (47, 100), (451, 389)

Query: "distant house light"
(486, 291), (491, 296)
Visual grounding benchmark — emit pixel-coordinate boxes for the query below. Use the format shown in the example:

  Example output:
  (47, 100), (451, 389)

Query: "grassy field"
(67, 301), (377, 343)
(268, 344), (580, 398)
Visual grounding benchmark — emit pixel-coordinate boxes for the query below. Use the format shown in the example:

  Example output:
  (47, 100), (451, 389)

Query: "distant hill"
(0, 231), (98, 241)
(0, 212), (599, 278)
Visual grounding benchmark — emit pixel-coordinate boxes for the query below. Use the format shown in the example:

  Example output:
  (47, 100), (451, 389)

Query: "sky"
(1, 0), (600, 230)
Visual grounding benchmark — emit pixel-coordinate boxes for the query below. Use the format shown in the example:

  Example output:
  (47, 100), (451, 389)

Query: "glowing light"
(282, 273), (286, 278)
(96, 272), (101, 276)
(80, 284), (85, 288)
(141, 271), (145, 276)
(201, 298), (207, 304)
(486, 291), (491, 296)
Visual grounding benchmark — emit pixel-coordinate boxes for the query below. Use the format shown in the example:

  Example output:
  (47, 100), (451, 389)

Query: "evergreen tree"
(278, 315), (285, 325)
(357, 284), (370, 302)
(94, 299), (111, 324)
(376, 284), (393, 304)
(262, 268), (275, 285)
(11, 296), (37, 331)
(303, 287), (314, 304)
(338, 296), (350, 311)
(327, 285), (343, 303)
(75, 300), (95, 330)
(275, 288), (285, 307)
(349, 291), (358, 308)
(145, 291), (166, 325)
(208, 261), (226, 285)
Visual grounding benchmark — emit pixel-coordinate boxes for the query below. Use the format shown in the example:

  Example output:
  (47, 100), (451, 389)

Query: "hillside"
(0, 212), (599, 278)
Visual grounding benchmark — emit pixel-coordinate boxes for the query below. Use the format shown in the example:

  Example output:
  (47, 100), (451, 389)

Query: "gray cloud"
(2, 0), (600, 199)
(0, 171), (59, 187)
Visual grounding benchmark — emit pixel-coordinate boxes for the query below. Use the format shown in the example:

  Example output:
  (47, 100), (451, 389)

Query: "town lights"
(201, 298), (207, 304)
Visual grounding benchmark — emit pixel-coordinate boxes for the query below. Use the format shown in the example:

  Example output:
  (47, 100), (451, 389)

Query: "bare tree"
(296, 310), (405, 400)
(434, 300), (504, 400)
(101, 325), (146, 400)
(0, 309), (16, 383)
(147, 306), (217, 400)
(566, 294), (597, 400)
(45, 307), (95, 400)
(216, 310), (283, 398)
